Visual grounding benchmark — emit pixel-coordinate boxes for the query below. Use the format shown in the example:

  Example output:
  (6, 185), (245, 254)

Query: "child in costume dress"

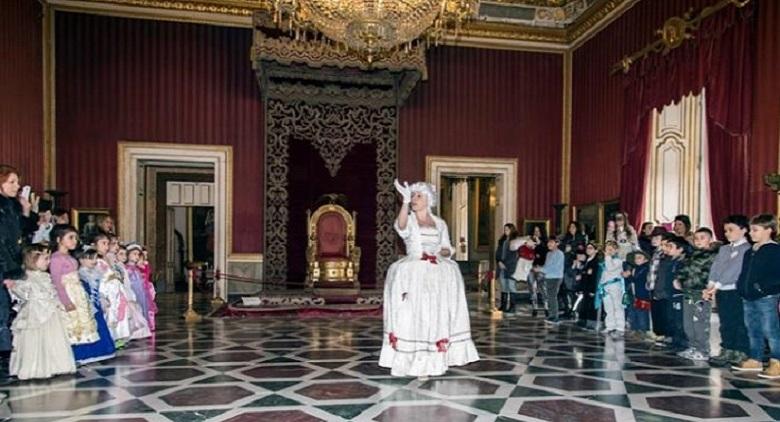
(49, 225), (109, 364)
(75, 247), (116, 363)
(93, 234), (133, 347)
(136, 246), (157, 331)
(5, 245), (76, 380)
(111, 241), (151, 341)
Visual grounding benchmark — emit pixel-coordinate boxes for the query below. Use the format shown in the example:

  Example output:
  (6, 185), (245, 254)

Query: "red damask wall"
(54, 13), (565, 252)
(0, 0), (43, 190)
(55, 12), (264, 253)
(400, 47), (563, 224)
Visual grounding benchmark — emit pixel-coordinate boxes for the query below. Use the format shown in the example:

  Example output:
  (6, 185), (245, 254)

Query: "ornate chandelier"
(271, 0), (476, 62)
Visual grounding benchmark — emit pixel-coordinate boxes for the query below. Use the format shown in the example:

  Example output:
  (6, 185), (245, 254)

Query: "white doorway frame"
(117, 142), (233, 300)
(426, 156), (518, 245)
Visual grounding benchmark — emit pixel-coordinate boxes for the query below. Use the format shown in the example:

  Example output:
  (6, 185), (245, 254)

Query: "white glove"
(394, 179), (411, 204)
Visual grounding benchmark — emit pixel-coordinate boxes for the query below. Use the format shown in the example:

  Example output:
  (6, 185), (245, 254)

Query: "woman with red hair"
(0, 165), (38, 365)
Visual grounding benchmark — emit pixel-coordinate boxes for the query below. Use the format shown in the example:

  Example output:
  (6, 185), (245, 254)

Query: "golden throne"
(305, 200), (361, 293)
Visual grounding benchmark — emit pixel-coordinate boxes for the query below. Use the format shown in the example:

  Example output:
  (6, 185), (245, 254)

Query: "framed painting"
(71, 208), (111, 242)
(576, 203), (600, 244)
(523, 219), (551, 238)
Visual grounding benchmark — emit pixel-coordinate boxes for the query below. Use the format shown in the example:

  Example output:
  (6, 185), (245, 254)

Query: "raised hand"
(394, 179), (411, 204)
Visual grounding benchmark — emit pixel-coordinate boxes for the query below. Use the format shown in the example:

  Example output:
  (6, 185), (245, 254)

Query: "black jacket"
(737, 242), (780, 301)
(0, 195), (35, 279)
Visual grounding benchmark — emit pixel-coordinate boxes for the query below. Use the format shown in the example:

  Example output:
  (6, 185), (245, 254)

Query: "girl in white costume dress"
(6, 245), (76, 380)
(379, 180), (480, 378)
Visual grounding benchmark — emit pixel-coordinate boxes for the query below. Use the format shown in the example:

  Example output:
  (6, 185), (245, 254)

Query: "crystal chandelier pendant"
(272, 0), (475, 61)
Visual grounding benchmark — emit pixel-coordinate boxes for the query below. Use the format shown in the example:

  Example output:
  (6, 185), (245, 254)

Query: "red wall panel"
(750, 0), (780, 215)
(55, 12), (264, 252)
(0, 0), (43, 190)
(400, 47), (563, 224)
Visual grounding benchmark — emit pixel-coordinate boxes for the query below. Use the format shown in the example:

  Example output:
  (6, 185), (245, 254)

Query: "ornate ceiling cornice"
(45, 0), (636, 51)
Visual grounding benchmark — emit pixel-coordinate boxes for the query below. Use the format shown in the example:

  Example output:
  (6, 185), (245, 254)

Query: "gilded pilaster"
(561, 49), (572, 225)
(42, 4), (56, 188)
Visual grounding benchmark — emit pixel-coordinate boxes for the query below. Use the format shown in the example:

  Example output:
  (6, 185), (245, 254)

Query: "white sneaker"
(677, 348), (695, 359)
(688, 350), (710, 361)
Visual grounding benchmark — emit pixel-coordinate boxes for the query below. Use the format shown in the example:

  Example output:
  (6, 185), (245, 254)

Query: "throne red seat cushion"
(317, 212), (347, 257)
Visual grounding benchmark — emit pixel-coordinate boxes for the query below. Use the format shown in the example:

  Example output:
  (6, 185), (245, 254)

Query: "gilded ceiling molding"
(44, 0), (638, 52)
(611, 0), (751, 75)
(566, 0), (627, 43)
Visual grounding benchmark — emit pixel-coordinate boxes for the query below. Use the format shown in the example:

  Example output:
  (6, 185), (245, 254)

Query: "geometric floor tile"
(374, 404), (478, 422)
(124, 367), (205, 383)
(221, 410), (326, 422)
(241, 365), (315, 379)
(517, 399), (617, 422)
(634, 373), (720, 389)
(419, 378), (500, 396)
(646, 395), (750, 419)
(533, 375), (613, 392)
(8, 390), (115, 413)
(4, 292), (777, 422)
(295, 381), (380, 400)
(159, 385), (254, 406)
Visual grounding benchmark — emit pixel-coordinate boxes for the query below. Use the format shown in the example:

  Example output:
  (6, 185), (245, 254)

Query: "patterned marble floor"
(3, 293), (780, 422)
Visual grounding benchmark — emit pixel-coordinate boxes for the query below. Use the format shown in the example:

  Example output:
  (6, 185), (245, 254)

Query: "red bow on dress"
(389, 332), (398, 350)
(421, 253), (438, 264)
(436, 338), (449, 353)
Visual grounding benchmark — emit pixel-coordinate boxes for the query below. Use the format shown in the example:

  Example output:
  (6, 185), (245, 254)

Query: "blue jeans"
(499, 275), (517, 293)
(743, 294), (780, 361)
(627, 306), (650, 332)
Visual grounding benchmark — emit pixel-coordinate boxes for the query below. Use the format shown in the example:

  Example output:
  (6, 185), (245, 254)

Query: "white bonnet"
(409, 182), (437, 208)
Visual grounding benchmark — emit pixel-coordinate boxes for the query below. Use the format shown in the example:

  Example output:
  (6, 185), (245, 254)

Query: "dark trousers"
(0, 271), (11, 352)
(716, 289), (749, 355)
(668, 296), (687, 348)
(652, 298), (668, 336)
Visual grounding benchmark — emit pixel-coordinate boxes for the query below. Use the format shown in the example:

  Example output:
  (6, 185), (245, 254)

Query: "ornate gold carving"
(251, 28), (428, 78)
(611, 0), (752, 74)
(75, 0), (263, 17)
(306, 203), (360, 288)
(565, 0), (624, 43)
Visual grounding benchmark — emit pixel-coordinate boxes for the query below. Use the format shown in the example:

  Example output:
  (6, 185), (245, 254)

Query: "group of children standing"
(497, 212), (780, 379)
(5, 223), (157, 380)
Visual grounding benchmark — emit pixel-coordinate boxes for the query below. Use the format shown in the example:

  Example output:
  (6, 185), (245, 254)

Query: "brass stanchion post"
(488, 272), (503, 320)
(211, 268), (226, 310)
(184, 269), (202, 323)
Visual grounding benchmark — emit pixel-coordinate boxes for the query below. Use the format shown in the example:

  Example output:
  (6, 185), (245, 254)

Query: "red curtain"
(619, 2), (755, 230)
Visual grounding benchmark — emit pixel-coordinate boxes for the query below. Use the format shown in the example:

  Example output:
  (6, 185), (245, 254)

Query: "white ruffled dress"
(379, 213), (480, 376)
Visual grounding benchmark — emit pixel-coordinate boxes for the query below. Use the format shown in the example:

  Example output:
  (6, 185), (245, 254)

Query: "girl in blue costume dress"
(74, 247), (116, 363)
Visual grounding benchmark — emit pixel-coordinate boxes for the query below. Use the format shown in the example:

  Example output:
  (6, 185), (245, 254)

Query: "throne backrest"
(307, 203), (356, 260)
(317, 212), (347, 257)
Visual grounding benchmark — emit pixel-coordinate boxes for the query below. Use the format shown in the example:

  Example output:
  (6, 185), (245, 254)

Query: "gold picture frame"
(523, 219), (551, 238)
(71, 208), (111, 241)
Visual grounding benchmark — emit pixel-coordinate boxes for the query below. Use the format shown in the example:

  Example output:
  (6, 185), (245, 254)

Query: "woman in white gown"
(379, 179), (480, 378)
